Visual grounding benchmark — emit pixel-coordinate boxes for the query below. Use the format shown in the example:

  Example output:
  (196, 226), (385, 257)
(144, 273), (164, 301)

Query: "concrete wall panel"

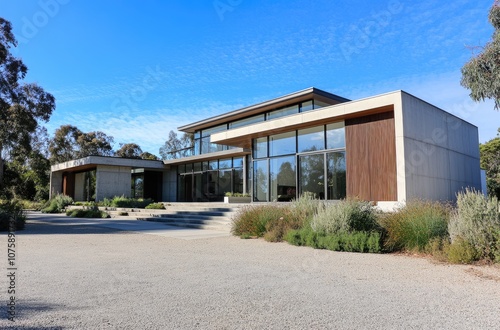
(401, 93), (481, 201)
(74, 173), (85, 201)
(95, 165), (132, 201)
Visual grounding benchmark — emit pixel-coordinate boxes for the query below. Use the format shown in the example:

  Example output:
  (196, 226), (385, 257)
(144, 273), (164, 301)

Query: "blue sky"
(2, 0), (499, 155)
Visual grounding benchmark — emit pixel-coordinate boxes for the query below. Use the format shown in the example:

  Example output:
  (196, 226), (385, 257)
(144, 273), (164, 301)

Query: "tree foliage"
(480, 130), (500, 198)
(159, 130), (194, 160)
(48, 125), (114, 164)
(461, 2), (500, 109)
(140, 152), (160, 160)
(3, 127), (51, 201)
(0, 18), (55, 190)
(116, 143), (143, 159)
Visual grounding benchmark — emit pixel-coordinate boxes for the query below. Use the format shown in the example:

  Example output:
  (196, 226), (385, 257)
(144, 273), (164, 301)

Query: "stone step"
(68, 204), (242, 232)
(138, 218), (232, 231)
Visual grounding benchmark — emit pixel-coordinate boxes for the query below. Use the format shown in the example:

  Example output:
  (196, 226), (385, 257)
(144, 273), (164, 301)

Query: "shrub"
(284, 226), (382, 253)
(16, 200), (45, 210)
(448, 189), (500, 261)
(0, 200), (26, 231)
(379, 200), (449, 252)
(99, 196), (154, 208)
(311, 199), (378, 235)
(42, 194), (74, 213)
(145, 202), (165, 209)
(231, 204), (287, 238)
(66, 208), (110, 218)
(263, 210), (305, 242)
(290, 193), (324, 221)
(445, 237), (479, 264)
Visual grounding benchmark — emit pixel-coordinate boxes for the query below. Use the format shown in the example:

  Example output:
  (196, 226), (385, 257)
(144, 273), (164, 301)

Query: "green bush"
(66, 208), (110, 218)
(290, 193), (324, 221)
(99, 196), (154, 208)
(232, 198), (315, 241)
(13, 199), (45, 211)
(445, 237), (479, 264)
(231, 204), (287, 238)
(145, 202), (165, 209)
(0, 200), (26, 231)
(42, 194), (74, 213)
(379, 200), (449, 252)
(311, 199), (378, 234)
(284, 226), (382, 253)
(448, 189), (500, 261)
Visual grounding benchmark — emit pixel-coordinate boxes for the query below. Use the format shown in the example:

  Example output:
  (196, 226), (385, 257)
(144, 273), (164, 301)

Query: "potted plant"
(224, 192), (251, 204)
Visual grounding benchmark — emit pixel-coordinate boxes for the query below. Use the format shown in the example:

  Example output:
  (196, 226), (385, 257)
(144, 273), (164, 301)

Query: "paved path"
(1, 213), (500, 329)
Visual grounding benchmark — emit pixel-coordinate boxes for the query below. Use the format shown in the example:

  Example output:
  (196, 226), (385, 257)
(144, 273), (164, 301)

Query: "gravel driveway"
(1, 213), (500, 329)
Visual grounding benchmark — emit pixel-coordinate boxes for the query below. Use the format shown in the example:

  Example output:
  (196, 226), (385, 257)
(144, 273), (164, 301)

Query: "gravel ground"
(1, 213), (500, 329)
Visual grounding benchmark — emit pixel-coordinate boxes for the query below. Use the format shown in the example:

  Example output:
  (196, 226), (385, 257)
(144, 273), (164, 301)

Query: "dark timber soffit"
(177, 87), (350, 133)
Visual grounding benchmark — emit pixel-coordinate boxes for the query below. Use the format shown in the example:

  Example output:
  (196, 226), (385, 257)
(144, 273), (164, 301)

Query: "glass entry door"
(299, 151), (346, 200)
(299, 154), (325, 199)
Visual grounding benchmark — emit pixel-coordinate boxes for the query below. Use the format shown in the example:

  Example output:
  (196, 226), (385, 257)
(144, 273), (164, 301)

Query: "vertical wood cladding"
(345, 111), (397, 201)
(62, 172), (75, 199)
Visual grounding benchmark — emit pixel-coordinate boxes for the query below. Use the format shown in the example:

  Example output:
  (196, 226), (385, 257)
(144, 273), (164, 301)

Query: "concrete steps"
(82, 203), (248, 232)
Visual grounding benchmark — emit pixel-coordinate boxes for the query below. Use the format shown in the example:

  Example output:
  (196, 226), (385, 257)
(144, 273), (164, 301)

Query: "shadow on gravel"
(15, 212), (202, 236)
(1, 300), (65, 329)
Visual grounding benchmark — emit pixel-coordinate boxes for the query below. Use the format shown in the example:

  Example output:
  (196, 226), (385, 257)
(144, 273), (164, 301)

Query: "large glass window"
(233, 157), (244, 168)
(269, 132), (296, 156)
(219, 158), (232, 169)
(202, 124), (227, 137)
(253, 137), (268, 159)
(253, 160), (268, 202)
(298, 126), (325, 153)
(314, 100), (332, 109)
(219, 169), (232, 197)
(327, 152), (346, 200)
(229, 114), (265, 129)
(300, 101), (314, 112)
(267, 104), (299, 120)
(270, 156), (296, 202)
(233, 168), (244, 194)
(299, 154), (325, 200)
(326, 122), (345, 150)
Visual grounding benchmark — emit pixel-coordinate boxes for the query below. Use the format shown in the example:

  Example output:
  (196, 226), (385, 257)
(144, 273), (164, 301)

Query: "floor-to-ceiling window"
(177, 157), (246, 202)
(270, 156), (296, 202)
(251, 122), (346, 202)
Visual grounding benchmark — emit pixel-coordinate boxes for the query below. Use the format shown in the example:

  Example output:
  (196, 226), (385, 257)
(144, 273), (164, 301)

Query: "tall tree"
(3, 126), (51, 200)
(159, 130), (194, 159)
(461, 2), (500, 109)
(0, 18), (55, 189)
(116, 143), (143, 159)
(48, 125), (114, 164)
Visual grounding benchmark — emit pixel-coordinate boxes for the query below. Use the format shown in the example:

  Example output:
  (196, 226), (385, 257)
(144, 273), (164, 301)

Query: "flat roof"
(178, 87), (350, 133)
(51, 156), (166, 172)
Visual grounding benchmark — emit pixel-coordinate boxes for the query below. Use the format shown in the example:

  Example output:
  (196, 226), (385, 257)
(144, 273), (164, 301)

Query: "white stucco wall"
(400, 93), (481, 201)
(95, 165), (132, 201)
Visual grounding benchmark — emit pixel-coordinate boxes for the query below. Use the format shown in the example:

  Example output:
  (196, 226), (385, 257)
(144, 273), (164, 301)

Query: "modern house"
(50, 87), (482, 209)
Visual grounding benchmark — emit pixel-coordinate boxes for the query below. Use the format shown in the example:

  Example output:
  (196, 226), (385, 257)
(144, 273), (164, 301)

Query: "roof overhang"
(178, 87), (350, 133)
(51, 156), (167, 173)
(211, 91), (402, 148)
(163, 148), (251, 166)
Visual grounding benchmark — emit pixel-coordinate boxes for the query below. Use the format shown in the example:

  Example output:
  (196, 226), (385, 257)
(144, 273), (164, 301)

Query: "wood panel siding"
(345, 111), (397, 201)
(62, 172), (75, 199)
